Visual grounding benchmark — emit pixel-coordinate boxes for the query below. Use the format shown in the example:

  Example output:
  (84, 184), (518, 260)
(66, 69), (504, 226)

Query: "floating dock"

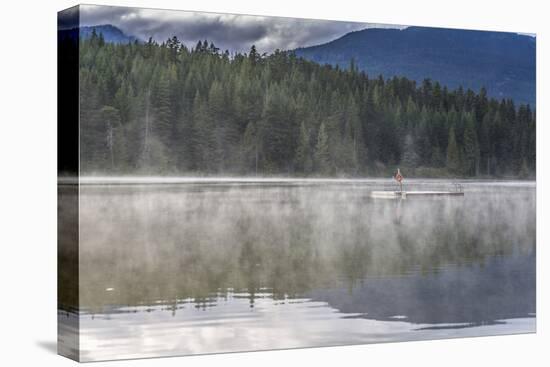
(370, 191), (464, 199)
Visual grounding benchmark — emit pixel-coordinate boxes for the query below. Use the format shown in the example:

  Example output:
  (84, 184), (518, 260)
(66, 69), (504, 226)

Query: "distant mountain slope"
(294, 26), (536, 105)
(58, 24), (140, 44)
(79, 24), (140, 44)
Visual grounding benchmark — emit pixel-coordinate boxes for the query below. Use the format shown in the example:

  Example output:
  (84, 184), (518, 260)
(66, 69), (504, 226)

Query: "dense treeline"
(77, 31), (536, 177)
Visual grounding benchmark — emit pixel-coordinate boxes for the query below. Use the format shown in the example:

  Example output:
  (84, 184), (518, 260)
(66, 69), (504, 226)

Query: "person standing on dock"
(394, 168), (404, 192)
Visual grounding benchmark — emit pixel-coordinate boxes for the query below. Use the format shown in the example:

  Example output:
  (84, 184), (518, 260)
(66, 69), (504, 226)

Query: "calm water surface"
(58, 179), (536, 361)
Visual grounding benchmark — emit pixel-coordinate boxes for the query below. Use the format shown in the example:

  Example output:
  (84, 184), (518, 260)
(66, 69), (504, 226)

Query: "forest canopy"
(74, 31), (536, 178)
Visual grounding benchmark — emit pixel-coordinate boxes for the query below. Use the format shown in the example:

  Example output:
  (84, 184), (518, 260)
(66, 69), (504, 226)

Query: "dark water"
(58, 179), (536, 361)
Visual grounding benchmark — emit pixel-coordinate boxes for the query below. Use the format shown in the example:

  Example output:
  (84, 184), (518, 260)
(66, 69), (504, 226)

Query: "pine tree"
(192, 92), (217, 171)
(446, 126), (460, 175)
(249, 45), (260, 65)
(151, 71), (172, 146)
(314, 122), (330, 174)
(79, 71), (106, 171)
(416, 106), (431, 165)
(463, 112), (480, 176)
(519, 158), (530, 178)
(100, 106), (122, 170)
(208, 80), (237, 170)
(73, 35), (535, 178)
(479, 112), (492, 175)
(431, 143), (445, 168)
(401, 134), (419, 169)
(260, 84), (296, 172)
(242, 121), (261, 174)
(295, 121), (312, 174)
(114, 80), (133, 125)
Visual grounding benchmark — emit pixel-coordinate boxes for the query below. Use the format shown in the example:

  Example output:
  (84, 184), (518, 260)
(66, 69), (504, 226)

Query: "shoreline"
(58, 176), (536, 187)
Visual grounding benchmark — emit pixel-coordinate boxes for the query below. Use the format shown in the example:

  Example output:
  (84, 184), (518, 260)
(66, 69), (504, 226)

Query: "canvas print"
(58, 4), (536, 362)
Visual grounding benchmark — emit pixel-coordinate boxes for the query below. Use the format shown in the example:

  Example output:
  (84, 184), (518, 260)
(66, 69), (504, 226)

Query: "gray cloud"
(80, 4), (405, 54)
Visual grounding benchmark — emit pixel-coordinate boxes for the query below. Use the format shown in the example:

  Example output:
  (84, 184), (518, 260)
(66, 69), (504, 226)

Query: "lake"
(58, 179), (536, 361)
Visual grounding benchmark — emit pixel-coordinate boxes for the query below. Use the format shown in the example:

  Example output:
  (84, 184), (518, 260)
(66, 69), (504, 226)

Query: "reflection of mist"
(56, 179), (537, 361)
(72, 180), (535, 312)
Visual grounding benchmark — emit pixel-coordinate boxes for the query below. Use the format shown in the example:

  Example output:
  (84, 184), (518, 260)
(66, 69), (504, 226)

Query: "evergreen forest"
(73, 31), (536, 178)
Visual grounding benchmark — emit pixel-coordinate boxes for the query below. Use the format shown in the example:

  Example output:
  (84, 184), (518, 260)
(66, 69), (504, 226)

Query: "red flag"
(394, 169), (403, 183)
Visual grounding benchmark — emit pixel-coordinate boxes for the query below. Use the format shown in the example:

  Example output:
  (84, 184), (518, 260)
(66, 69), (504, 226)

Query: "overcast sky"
(79, 4), (405, 54)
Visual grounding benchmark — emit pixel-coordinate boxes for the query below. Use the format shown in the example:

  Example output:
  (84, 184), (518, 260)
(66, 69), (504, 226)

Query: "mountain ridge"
(60, 24), (536, 105)
(58, 24), (141, 44)
(79, 24), (140, 44)
(294, 26), (536, 105)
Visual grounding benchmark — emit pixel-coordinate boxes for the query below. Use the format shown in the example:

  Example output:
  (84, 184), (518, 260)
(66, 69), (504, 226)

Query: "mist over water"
(58, 178), (535, 361)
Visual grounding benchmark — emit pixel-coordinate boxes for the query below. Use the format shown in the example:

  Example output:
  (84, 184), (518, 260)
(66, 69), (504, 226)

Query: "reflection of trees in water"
(308, 252), (535, 325)
(58, 185), (535, 314)
(58, 184), (80, 361)
(58, 185), (79, 312)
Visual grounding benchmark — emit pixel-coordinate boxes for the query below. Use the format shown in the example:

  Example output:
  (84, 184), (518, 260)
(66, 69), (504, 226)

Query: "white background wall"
(0, 0), (548, 365)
